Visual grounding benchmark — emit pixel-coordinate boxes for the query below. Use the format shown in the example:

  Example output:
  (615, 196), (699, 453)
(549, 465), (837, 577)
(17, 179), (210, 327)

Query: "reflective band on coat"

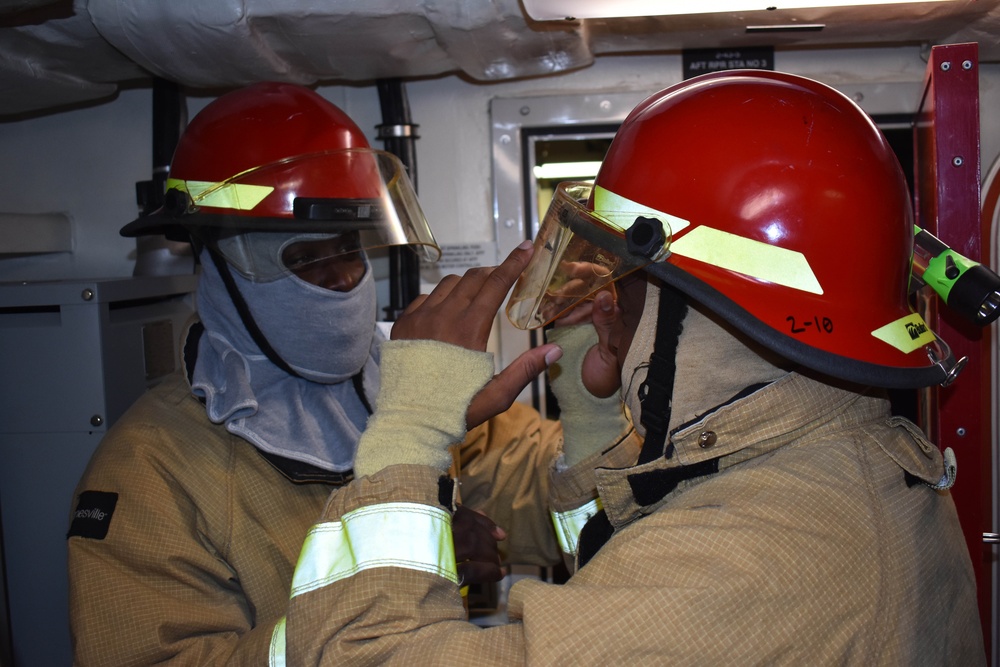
(871, 313), (937, 353)
(269, 617), (286, 667)
(291, 502), (457, 597)
(551, 498), (603, 555)
(167, 177), (274, 211)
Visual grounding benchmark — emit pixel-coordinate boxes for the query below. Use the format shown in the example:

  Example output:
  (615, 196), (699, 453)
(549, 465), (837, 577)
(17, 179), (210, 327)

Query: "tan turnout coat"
(286, 373), (984, 665)
(67, 371), (562, 665)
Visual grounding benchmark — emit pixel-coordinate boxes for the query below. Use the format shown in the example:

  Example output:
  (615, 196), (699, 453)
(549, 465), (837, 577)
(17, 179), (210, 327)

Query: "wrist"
(353, 340), (494, 476)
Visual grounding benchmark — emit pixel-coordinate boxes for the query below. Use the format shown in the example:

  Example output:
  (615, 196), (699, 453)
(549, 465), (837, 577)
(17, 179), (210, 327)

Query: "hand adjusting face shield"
(146, 148), (438, 283)
(507, 181), (670, 329)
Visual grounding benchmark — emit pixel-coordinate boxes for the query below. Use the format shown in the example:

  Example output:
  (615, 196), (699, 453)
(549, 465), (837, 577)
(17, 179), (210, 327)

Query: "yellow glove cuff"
(353, 340), (494, 476)
(546, 324), (629, 467)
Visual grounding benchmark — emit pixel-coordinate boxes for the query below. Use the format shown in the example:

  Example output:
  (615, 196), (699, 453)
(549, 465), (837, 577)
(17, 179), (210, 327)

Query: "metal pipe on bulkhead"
(134, 78), (194, 276)
(376, 78), (422, 321)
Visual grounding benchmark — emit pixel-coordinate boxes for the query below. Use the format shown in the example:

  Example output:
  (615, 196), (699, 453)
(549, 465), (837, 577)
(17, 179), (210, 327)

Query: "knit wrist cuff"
(353, 340), (495, 476)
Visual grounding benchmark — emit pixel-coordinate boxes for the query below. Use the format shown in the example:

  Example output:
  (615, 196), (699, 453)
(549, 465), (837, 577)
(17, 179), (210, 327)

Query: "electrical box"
(0, 274), (197, 667)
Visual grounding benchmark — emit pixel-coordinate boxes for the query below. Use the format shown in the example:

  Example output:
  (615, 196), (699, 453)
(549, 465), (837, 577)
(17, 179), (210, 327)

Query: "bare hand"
(549, 287), (622, 398)
(391, 241), (562, 428)
(466, 344), (561, 429)
(580, 290), (622, 398)
(536, 260), (614, 325)
(453, 506), (507, 585)
(393, 241), (535, 350)
(551, 299), (594, 328)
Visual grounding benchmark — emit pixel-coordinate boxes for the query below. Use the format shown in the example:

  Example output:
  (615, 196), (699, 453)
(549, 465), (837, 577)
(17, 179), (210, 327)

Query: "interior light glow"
(533, 161), (603, 180)
(523, 0), (957, 20)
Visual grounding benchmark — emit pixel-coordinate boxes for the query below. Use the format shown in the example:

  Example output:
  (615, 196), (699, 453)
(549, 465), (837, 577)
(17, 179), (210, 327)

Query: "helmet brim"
(643, 259), (957, 389)
(120, 210), (187, 238)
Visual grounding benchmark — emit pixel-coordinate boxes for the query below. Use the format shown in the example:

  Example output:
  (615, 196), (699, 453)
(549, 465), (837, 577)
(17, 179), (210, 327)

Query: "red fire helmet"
(122, 81), (439, 281)
(508, 70), (960, 388)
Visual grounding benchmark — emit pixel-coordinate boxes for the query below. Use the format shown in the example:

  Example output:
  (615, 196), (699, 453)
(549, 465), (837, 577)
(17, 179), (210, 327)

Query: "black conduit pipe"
(132, 78), (192, 277)
(137, 78), (184, 216)
(376, 78), (422, 321)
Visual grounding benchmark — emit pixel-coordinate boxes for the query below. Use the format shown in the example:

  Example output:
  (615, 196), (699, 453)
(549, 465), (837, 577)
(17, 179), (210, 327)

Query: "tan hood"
(621, 279), (789, 438)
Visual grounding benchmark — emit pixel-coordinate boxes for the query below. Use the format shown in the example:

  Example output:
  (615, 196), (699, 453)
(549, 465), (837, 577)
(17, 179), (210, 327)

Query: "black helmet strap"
(635, 284), (688, 465)
(209, 248), (304, 379)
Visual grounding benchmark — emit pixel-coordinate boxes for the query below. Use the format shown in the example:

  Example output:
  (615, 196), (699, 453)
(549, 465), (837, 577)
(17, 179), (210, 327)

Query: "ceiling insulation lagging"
(1, 0), (999, 117)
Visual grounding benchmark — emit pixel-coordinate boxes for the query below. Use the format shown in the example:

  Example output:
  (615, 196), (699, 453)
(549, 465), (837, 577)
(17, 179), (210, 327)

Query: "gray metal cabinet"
(0, 274), (197, 667)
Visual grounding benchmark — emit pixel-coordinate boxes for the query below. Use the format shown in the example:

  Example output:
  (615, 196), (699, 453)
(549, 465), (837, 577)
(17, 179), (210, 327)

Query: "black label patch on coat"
(67, 491), (119, 540)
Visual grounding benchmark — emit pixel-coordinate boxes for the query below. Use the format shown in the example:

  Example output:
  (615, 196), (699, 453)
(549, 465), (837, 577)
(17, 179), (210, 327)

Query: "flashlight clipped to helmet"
(911, 226), (1000, 326)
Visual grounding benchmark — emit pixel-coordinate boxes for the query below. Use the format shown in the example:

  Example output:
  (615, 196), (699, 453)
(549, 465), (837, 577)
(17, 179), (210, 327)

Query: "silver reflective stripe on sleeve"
(551, 497), (602, 556)
(291, 502), (457, 598)
(269, 617), (286, 667)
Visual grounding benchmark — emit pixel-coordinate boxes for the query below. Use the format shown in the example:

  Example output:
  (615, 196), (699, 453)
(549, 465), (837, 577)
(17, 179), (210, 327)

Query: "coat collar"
(594, 373), (888, 529)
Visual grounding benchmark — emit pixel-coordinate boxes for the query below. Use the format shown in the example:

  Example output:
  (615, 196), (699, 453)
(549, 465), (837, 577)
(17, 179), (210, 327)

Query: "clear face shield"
(173, 149), (440, 282)
(506, 182), (672, 330)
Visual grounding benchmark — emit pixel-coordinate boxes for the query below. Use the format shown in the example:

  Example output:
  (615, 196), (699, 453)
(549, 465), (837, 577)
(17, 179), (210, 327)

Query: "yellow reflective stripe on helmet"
(671, 226), (823, 295)
(269, 617), (286, 667)
(167, 177), (273, 211)
(290, 502), (457, 597)
(551, 498), (603, 556)
(593, 185), (690, 234)
(594, 186), (821, 295)
(871, 313), (937, 353)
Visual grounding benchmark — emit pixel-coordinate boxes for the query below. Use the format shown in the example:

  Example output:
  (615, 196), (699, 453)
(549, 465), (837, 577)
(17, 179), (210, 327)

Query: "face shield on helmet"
(507, 181), (671, 329)
(507, 70), (963, 390)
(162, 148), (438, 282)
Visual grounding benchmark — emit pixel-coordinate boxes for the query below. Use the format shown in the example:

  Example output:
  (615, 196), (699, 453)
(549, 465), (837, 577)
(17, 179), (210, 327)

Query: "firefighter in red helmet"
(67, 82), (602, 665)
(283, 71), (984, 665)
